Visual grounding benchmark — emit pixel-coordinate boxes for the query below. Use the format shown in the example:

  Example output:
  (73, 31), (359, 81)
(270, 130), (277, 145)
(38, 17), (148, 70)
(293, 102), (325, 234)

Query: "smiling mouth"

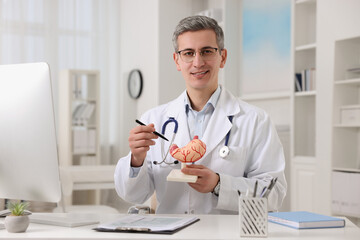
(191, 70), (209, 76)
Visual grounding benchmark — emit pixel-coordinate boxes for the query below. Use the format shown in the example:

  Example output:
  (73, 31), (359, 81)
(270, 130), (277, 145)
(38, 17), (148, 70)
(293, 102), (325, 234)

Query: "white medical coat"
(114, 87), (287, 214)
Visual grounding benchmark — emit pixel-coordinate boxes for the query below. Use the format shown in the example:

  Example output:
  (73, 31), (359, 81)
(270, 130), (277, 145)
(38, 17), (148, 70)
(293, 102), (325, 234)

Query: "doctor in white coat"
(115, 15), (287, 214)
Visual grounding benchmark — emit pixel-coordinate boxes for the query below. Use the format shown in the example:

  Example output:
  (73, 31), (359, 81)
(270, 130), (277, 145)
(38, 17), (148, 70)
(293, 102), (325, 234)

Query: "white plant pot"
(4, 215), (30, 233)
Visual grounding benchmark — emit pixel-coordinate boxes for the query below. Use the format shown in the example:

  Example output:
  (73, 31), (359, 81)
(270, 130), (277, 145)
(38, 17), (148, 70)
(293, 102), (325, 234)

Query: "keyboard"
(30, 213), (99, 227)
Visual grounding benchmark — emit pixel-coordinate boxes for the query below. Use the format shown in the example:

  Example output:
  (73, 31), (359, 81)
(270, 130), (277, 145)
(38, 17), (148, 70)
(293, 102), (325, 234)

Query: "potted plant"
(4, 201), (30, 233)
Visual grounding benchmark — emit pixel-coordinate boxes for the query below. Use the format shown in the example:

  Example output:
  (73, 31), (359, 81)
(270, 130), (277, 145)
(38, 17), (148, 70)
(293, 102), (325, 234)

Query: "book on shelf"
(295, 73), (302, 92)
(72, 103), (95, 126)
(72, 74), (91, 99)
(294, 68), (316, 92)
(268, 211), (345, 229)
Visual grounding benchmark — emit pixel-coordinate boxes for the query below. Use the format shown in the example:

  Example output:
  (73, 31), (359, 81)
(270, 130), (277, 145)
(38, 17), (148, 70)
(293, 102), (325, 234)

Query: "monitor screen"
(0, 62), (61, 203)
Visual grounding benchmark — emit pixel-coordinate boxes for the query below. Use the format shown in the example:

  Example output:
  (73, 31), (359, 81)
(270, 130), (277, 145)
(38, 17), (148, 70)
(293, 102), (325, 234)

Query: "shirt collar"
(185, 85), (222, 113)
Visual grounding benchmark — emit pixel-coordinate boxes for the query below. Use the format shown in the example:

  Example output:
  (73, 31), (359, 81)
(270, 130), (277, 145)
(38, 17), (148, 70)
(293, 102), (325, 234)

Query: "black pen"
(253, 180), (258, 197)
(135, 119), (169, 141)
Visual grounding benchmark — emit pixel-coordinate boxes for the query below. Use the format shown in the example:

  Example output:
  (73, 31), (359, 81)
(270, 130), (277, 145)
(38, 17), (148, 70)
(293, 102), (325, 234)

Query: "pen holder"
(239, 197), (268, 238)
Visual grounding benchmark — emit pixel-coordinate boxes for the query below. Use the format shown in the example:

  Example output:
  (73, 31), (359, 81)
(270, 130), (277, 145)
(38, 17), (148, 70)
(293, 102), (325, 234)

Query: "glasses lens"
(180, 50), (195, 63)
(201, 48), (217, 60)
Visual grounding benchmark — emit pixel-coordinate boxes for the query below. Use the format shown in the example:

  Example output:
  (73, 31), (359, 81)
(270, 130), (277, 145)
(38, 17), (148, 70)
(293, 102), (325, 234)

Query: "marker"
(135, 119), (169, 141)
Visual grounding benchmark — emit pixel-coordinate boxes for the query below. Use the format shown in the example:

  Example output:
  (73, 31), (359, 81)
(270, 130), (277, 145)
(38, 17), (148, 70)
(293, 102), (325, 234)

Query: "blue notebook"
(268, 211), (345, 229)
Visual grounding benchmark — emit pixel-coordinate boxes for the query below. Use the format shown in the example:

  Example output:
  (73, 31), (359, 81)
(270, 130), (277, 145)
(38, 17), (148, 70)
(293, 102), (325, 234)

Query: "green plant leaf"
(6, 201), (29, 216)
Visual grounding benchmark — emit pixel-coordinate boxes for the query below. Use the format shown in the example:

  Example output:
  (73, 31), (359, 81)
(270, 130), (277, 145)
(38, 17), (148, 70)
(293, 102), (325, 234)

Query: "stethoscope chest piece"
(219, 146), (230, 158)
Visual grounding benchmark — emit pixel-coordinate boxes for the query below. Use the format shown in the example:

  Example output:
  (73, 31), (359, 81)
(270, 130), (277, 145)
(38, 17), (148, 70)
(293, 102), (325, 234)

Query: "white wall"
(117, 0), (196, 158)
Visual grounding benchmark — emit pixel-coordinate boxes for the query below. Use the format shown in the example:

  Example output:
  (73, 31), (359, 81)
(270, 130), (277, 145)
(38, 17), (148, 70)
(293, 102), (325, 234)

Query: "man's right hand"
(128, 123), (158, 167)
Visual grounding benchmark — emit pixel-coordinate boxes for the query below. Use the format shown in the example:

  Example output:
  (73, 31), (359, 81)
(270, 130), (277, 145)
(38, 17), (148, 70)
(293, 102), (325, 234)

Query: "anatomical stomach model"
(166, 136), (206, 183)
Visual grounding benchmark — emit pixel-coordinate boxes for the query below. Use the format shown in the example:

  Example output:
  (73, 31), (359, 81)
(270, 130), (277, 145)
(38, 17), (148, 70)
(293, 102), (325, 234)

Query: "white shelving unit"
(290, 0), (317, 212)
(331, 36), (360, 222)
(58, 69), (101, 206)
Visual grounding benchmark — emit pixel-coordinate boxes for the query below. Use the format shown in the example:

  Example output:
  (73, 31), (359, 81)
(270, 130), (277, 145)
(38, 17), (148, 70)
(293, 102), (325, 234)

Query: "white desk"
(59, 165), (116, 207)
(0, 214), (359, 239)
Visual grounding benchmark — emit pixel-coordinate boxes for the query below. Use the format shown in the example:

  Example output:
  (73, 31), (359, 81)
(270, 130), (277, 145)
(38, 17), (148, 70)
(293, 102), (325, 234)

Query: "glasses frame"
(177, 47), (221, 63)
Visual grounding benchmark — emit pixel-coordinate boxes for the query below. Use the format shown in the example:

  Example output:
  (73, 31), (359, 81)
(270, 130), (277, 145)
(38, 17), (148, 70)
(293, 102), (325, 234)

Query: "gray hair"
(172, 15), (224, 52)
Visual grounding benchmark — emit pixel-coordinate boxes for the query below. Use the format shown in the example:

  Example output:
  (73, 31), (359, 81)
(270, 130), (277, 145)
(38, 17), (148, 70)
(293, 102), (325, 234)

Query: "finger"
(181, 167), (206, 177)
(185, 164), (206, 169)
(131, 123), (155, 134)
(132, 146), (150, 154)
(131, 132), (158, 142)
(129, 129), (158, 142)
(129, 139), (156, 149)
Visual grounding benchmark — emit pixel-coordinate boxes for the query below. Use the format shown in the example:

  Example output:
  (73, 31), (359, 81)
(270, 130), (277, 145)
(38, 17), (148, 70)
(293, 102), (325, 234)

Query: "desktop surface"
(0, 213), (359, 240)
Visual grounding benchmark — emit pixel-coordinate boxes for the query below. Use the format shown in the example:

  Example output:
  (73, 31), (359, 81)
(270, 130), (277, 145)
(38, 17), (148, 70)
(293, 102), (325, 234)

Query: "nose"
(192, 52), (205, 68)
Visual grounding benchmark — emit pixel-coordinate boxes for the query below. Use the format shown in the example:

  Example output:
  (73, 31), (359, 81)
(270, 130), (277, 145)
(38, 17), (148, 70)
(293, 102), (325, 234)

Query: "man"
(115, 15), (287, 214)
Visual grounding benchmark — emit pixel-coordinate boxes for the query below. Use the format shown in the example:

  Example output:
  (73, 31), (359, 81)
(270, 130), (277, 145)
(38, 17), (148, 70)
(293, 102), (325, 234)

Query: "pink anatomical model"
(169, 136), (206, 163)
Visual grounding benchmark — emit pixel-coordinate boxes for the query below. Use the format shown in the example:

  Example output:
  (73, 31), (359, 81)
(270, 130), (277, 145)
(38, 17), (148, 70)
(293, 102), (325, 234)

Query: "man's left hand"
(181, 164), (219, 193)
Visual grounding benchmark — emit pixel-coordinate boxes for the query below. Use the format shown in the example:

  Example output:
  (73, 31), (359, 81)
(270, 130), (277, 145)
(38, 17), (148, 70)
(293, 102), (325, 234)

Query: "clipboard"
(93, 215), (199, 234)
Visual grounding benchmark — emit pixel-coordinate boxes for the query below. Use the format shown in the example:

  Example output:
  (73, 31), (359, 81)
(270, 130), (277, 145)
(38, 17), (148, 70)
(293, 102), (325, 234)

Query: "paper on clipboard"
(94, 215), (199, 234)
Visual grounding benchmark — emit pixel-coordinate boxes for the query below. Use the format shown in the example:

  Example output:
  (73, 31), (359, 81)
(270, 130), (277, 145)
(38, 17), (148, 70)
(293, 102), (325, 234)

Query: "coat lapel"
(201, 88), (241, 160)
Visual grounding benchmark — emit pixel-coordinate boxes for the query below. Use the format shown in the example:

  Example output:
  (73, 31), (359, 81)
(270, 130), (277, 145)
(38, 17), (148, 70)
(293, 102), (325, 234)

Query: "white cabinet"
(58, 69), (101, 206)
(291, 159), (316, 211)
(332, 36), (360, 222)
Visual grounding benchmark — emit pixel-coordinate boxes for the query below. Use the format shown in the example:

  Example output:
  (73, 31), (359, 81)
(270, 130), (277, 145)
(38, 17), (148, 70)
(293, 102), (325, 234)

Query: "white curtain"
(0, 0), (121, 165)
(0, 0), (125, 209)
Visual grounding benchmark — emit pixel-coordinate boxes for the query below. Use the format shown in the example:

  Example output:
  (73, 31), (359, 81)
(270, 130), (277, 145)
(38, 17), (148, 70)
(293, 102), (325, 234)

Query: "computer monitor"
(0, 62), (62, 203)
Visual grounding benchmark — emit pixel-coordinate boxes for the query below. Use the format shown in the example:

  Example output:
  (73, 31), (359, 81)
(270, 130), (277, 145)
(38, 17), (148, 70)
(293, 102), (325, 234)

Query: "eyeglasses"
(177, 47), (220, 63)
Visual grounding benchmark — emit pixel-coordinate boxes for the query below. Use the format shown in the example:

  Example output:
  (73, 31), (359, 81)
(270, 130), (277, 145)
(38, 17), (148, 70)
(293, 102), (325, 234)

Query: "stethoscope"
(153, 117), (179, 165)
(153, 115), (234, 166)
(219, 116), (234, 158)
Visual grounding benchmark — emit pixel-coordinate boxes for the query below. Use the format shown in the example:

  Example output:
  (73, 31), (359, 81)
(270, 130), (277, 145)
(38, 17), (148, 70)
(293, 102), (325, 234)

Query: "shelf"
(294, 90), (316, 97)
(333, 124), (360, 128)
(72, 125), (97, 129)
(333, 167), (360, 173)
(72, 98), (97, 102)
(334, 78), (360, 86)
(295, 0), (316, 5)
(295, 43), (316, 51)
(292, 156), (316, 164)
(240, 91), (291, 101)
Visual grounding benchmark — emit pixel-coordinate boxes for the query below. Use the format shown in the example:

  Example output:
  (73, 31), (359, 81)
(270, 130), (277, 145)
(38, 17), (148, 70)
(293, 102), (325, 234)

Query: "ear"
(219, 48), (227, 68)
(173, 52), (181, 71)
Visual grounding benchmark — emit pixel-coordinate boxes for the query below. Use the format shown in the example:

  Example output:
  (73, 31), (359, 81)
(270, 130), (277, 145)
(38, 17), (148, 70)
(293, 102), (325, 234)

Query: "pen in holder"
(239, 197), (268, 237)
